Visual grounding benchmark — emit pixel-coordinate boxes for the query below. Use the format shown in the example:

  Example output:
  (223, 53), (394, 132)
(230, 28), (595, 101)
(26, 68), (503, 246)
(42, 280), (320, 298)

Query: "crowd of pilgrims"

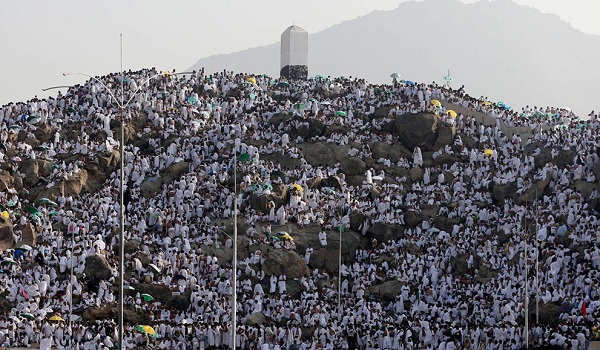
(0, 68), (598, 349)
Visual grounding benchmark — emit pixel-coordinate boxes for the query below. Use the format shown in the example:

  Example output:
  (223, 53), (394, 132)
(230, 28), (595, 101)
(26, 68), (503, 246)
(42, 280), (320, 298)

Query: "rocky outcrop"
(368, 280), (402, 302)
(82, 304), (147, 325)
(301, 142), (350, 167)
(61, 169), (89, 197)
(389, 113), (439, 151)
(19, 223), (37, 247)
(0, 218), (14, 252)
(262, 247), (309, 278)
(367, 222), (404, 243)
(339, 157), (366, 177)
(84, 255), (112, 281)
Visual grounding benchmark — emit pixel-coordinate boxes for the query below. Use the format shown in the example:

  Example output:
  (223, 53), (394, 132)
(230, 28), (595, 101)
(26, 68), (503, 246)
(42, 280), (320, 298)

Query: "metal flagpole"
(118, 32), (125, 350)
(232, 136), (238, 350)
(523, 198), (529, 348)
(338, 201), (342, 322)
(535, 189), (539, 324)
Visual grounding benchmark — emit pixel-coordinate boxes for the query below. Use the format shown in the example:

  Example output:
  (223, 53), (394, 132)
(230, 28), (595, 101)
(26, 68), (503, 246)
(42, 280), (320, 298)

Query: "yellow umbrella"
(430, 100), (441, 107)
(446, 110), (457, 118)
(136, 325), (156, 335)
(281, 233), (294, 241)
(484, 149), (494, 157)
(481, 101), (492, 106)
(49, 315), (64, 321)
(246, 77), (256, 84)
(291, 184), (303, 192)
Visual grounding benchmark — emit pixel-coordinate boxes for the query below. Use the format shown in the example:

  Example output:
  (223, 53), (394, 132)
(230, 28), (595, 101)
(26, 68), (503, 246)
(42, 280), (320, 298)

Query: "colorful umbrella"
(271, 170), (286, 182)
(281, 233), (294, 241)
(18, 244), (32, 251)
(49, 315), (64, 321)
(27, 116), (41, 124)
(291, 184), (303, 192)
(141, 293), (154, 302)
(39, 198), (58, 207)
(430, 100), (441, 107)
(238, 153), (251, 162)
(446, 110), (457, 118)
(136, 325), (156, 335)
(484, 149), (494, 157)
(293, 103), (306, 110)
(480, 101), (492, 106)
(2, 258), (16, 265)
(27, 206), (41, 215)
(246, 77), (256, 84)
(148, 263), (161, 274)
(336, 111), (347, 117)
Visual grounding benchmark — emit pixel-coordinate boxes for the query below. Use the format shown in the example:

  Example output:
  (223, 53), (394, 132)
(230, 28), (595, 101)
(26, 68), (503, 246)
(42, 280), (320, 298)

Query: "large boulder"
(82, 304), (147, 325)
(247, 184), (287, 212)
(367, 223), (404, 243)
(34, 124), (55, 143)
(61, 169), (89, 197)
(368, 280), (402, 302)
(433, 124), (455, 150)
(21, 159), (40, 186)
(140, 177), (163, 198)
(84, 255), (112, 281)
(339, 157), (366, 177)
(289, 117), (326, 139)
(0, 218), (14, 252)
(517, 174), (551, 204)
(492, 182), (518, 203)
(390, 113), (439, 151)
(0, 170), (14, 192)
(409, 167), (424, 182)
(97, 149), (121, 172)
(369, 142), (412, 161)
(262, 248), (309, 278)
(301, 142), (349, 167)
(168, 162), (190, 179)
(19, 223), (37, 247)
(246, 312), (266, 326)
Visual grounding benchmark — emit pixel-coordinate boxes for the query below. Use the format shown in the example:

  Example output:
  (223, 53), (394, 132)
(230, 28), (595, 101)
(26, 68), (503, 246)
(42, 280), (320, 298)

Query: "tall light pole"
(232, 135), (238, 350)
(54, 34), (192, 349)
(337, 193), (345, 322)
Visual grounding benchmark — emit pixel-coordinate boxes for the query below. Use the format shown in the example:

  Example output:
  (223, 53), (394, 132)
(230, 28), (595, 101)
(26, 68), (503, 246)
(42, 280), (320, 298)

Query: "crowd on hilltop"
(0, 68), (598, 350)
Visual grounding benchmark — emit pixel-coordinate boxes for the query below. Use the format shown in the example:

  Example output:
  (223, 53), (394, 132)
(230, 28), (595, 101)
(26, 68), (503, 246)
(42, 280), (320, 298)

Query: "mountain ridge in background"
(188, 0), (600, 116)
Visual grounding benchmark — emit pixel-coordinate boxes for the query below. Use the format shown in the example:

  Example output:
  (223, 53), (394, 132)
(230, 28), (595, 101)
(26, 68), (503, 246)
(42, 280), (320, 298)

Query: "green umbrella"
(248, 93), (256, 100)
(27, 206), (41, 215)
(293, 103), (306, 110)
(271, 170), (286, 182)
(276, 81), (290, 88)
(336, 111), (347, 117)
(238, 153), (251, 162)
(67, 107), (76, 114)
(2, 258), (16, 265)
(20, 313), (35, 320)
(309, 98), (318, 102)
(27, 116), (41, 124)
(49, 211), (58, 216)
(141, 293), (154, 302)
(34, 145), (49, 152)
(0, 204), (7, 212)
(9, 125), (21, 130)
(39, 198), (58, 207)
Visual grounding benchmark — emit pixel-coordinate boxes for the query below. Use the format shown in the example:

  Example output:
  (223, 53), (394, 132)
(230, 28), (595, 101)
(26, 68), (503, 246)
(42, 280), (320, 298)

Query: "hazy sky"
(1, 0), (598, 106)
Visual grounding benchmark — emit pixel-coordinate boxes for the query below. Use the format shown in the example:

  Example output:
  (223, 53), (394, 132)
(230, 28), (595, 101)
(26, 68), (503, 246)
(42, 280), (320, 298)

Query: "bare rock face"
(84, 255), (113, 281)
(0, 170), (14, 192)
(391, 113), (439, 151)
(492, 182), (518, 202)
(339, 157), (366, 177)
(367, 222), (404, 243)
(19, 223), (37, 247)
(61, 169), (89, 197)
(168, 161), (189, 179)
(368, 280), (402, 302)
(0, 218), (14, 252)
(21, 159), (40, 186)
(82, 304), (147, 325)
(34, 124), (55, 143)
(262, 248), (309, 278)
